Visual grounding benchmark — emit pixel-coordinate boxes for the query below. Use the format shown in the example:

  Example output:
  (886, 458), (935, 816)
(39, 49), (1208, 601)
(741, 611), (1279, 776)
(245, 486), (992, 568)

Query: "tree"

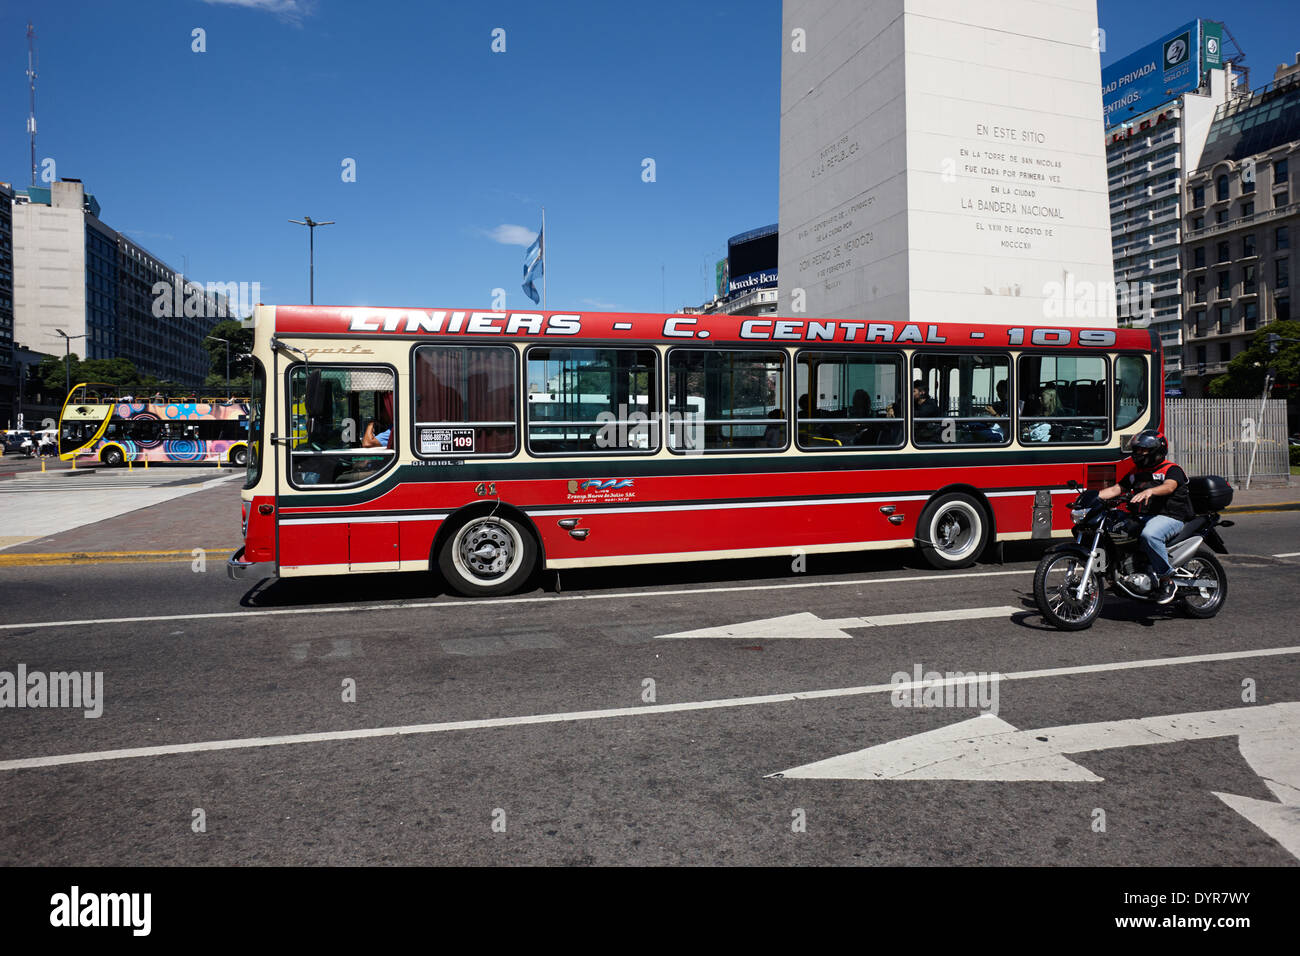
(1207, 321), (1300, 399)
(203, 319), (254, 384)
(40, 354), (147, 399)
(79, 357), (140, 388)
(39, 353), (82, 395)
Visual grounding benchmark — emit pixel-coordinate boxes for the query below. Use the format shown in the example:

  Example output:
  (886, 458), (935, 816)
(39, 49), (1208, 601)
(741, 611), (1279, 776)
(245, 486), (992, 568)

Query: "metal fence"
(1165, 399), (1290, 484)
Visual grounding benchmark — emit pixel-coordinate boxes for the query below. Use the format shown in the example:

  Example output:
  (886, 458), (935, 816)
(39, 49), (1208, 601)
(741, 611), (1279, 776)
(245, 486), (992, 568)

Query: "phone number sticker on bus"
(420, 428), (475, 454)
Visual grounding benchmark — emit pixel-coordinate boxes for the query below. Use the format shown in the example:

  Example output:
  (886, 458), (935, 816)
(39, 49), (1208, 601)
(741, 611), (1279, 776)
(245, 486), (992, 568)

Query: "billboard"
(1102, 20), (1203, 128)
(1202, 21), (1224, 70)
(726, 225), (777, 296)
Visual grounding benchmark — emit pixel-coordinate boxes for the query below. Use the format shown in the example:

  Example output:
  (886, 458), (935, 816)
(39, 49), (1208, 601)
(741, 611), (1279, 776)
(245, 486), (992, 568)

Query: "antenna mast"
(26, 22), (38, 186)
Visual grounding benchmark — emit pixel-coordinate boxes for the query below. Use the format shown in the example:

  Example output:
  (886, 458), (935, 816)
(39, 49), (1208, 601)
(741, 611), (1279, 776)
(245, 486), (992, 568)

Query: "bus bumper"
(227, 546), (257, 579)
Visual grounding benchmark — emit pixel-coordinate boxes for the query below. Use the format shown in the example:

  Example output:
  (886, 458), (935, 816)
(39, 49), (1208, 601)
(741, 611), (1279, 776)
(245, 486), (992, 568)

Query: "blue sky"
(2, 1), (1298, 315)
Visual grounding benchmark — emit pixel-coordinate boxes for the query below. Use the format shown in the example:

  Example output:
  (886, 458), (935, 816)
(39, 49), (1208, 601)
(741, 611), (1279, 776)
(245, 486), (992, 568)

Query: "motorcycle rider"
(1097, 430), (1194, 604)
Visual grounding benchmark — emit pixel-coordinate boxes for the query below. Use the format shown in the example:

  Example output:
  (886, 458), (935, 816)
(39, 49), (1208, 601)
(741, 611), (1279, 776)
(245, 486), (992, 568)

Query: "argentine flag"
(522, 227), (543, 305)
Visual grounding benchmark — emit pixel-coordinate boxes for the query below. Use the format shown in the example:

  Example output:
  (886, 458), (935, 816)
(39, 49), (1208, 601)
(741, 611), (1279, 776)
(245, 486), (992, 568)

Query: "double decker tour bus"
(229, 305), (1161, 595)
(59, 383), (250, 467)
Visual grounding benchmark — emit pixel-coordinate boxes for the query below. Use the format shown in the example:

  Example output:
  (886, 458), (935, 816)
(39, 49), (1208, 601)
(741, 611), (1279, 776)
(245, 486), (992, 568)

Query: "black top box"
(1188, 475), (1233, 513)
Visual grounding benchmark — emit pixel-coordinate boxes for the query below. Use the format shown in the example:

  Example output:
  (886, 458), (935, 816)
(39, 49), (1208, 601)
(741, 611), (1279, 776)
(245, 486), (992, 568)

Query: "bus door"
(276, 360), (401, 573)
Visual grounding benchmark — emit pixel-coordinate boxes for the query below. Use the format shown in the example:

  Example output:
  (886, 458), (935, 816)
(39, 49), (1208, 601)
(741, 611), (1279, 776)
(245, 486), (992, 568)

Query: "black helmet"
(1130, 429), (1167, 469)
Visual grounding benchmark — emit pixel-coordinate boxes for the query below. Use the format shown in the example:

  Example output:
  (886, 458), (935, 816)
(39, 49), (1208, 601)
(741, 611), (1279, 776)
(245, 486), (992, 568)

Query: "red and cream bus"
(230, 305), (1160, 595)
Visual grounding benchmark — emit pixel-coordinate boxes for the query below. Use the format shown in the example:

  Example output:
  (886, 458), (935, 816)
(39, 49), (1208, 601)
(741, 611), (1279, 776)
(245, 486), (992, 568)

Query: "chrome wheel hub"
(459, 522), (513, 578)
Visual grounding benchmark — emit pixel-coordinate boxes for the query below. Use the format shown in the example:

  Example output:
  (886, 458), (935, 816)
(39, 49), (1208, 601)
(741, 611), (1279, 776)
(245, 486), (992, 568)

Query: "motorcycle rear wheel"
(1176, 553), (1227, 619)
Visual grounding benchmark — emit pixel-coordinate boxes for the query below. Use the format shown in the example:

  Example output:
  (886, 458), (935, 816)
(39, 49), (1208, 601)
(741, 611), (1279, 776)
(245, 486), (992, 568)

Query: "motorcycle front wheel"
(1034, 551), (1104, 631)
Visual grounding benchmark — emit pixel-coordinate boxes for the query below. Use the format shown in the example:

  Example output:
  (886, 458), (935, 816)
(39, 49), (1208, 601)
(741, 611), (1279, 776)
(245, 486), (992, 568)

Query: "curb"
(1222, 501), (1300, 514)
(0, 547), (239, 568)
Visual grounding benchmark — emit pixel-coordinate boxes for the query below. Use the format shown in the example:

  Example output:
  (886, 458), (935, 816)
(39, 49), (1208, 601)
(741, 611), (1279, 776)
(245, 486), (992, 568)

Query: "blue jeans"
(1139, 514), (1185, 578)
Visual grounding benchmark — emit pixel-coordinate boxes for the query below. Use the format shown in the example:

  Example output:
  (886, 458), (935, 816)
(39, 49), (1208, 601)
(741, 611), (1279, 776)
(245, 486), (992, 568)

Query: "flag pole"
(541, 206), (547, 310)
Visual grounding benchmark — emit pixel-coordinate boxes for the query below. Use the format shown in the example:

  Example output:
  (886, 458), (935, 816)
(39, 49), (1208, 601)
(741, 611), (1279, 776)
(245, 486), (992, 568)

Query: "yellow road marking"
(0, 547), (239, 567)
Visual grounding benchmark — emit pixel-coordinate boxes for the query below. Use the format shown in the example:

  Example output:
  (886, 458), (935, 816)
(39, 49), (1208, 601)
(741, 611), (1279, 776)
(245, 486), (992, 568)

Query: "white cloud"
(482, 224), (538, 247)
(200, 0), (317, 23)
(580, 298), (621, 311)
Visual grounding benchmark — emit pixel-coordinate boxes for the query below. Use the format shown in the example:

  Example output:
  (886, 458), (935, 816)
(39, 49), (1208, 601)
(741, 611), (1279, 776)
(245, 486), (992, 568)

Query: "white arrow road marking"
(655, 605), (1022, 639)
(770, 702), (1300, 860)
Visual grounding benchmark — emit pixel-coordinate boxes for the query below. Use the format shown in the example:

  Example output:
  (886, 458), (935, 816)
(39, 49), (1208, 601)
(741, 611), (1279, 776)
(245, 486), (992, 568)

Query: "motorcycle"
(1033, 476), (1235, 630)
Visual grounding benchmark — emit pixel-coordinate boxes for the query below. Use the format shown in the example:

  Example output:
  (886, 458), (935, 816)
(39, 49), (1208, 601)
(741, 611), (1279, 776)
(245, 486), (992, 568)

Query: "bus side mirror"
(305, 369), (324, 418)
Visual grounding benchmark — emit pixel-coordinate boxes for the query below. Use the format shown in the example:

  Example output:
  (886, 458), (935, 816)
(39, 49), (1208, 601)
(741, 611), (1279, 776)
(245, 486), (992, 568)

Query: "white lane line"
(2, 644), (1297, 772)
(656, 606), (1022, 639)
(1274, 551), (1300, 558)
(0, 567), (1035, 632)
(839, 606), (1023, 628)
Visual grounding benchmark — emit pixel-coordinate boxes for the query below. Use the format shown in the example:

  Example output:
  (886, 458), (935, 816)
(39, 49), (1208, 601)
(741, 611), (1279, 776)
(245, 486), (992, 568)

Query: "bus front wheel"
(231, 446), (248, 467)
(438, 515), (537, 597)
(917, 493), (988, 570)
(102, 446), (125, 467)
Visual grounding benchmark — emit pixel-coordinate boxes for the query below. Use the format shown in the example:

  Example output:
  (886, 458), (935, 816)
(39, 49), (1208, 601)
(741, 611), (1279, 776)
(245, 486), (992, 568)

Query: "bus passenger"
(763, 408), (785, 447)
(983, 381), (1009, 417)
(362, 418), (391, 448)
(912, 383), (940, 419)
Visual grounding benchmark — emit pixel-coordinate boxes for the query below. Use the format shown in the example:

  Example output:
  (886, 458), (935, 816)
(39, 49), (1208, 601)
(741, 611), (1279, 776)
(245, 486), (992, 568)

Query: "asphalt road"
(0, 513), (1297, 866)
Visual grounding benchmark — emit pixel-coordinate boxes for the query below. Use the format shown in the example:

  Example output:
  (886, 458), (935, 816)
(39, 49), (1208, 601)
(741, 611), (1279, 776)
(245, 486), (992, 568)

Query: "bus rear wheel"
(917, 492), (988, 570)
(231, 446), (248, 467)
(438, 515), (537, 597)
(102, 446), (125, 467)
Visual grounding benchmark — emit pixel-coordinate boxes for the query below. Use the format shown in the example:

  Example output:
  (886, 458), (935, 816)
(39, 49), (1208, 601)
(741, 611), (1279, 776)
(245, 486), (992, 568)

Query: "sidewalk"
(1221, 483), (1300, 513)
(0, 480), (243, 564)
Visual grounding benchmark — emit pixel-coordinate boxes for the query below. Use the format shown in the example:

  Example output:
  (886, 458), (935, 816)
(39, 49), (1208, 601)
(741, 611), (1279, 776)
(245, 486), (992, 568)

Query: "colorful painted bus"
(58, 383), (250, 467)
(230, 305), (1161, 595)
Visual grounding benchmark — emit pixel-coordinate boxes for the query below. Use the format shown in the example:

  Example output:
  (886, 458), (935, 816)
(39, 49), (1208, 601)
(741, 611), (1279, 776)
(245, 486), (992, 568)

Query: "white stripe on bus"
(531, 495), (934, 517)
(279, 513), (449, 525)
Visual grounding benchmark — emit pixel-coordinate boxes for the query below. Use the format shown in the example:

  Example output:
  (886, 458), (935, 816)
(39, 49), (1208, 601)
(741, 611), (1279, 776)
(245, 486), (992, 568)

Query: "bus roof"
(268, 305), (1156, 351)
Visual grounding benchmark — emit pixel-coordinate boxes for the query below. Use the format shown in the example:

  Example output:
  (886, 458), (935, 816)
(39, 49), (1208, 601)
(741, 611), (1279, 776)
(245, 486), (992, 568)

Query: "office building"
(1182, 56), (1300, 395)
(11, 179), (227, 388)
(1103, 21), (1240, 394)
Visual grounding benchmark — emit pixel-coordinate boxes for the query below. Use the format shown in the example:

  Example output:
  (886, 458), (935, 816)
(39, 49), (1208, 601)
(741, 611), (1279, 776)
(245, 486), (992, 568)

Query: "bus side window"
(1114, 355), (1148, 429)
(795, 351), (904, 450)
(414, 345), (518, 457)
(910, 353), (1011, 446)
(666, 349), (785, 452)
(526, 347), (657, 455)
(1018, 355), (1109, 444)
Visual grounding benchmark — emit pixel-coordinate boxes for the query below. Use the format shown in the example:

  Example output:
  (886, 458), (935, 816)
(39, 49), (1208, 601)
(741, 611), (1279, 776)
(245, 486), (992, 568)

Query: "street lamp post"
(54, 328), (86, 399)
(206, 335), (231, 400)
(288, 216), (335, 305)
